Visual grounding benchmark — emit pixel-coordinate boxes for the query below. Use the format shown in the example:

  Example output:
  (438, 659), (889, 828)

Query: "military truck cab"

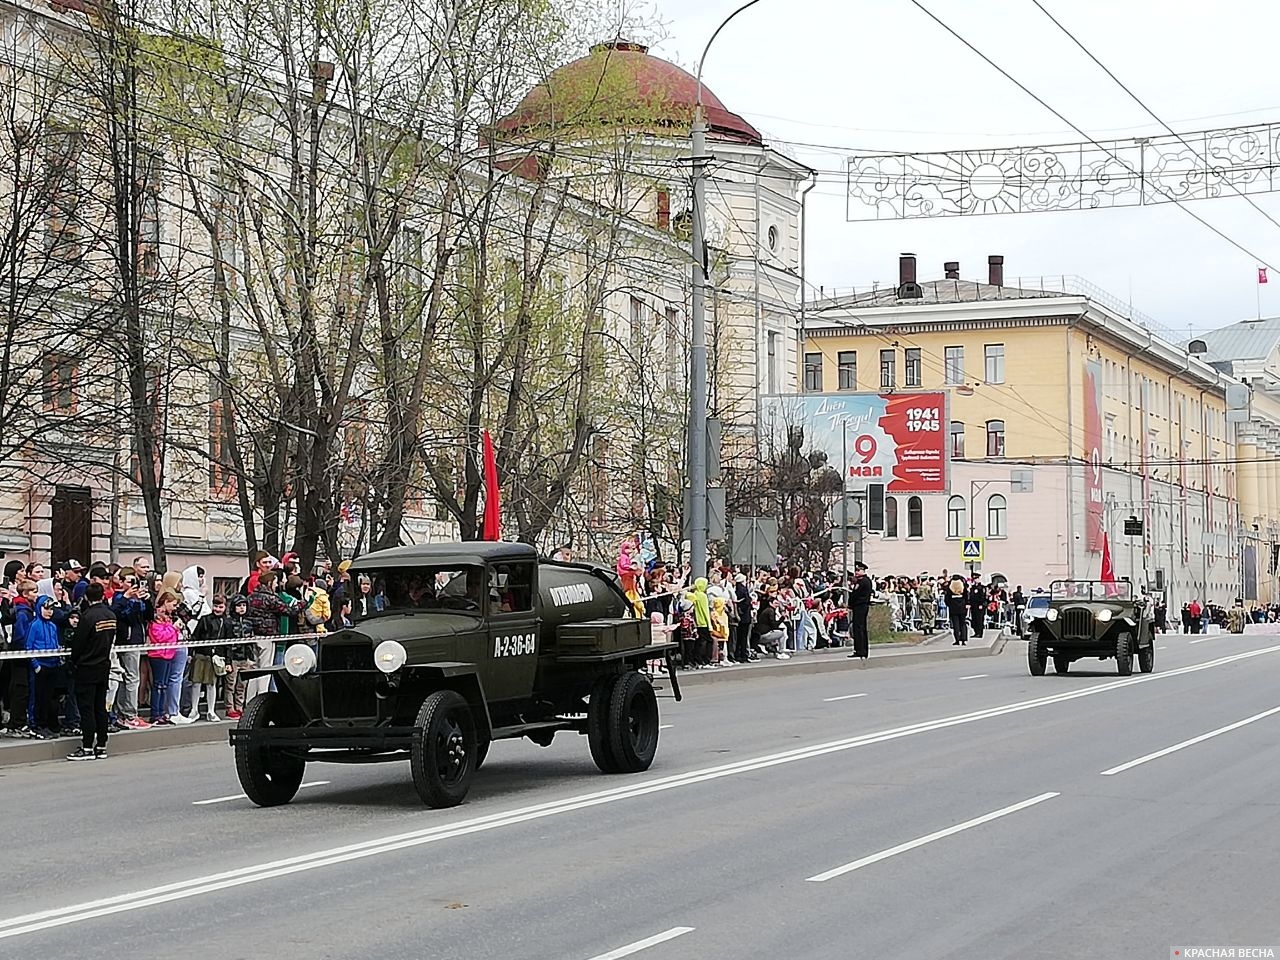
(229, 543), (677, 809)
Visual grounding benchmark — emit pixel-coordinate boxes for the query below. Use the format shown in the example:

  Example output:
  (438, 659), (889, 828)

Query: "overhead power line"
(903, 0), (1280, 275)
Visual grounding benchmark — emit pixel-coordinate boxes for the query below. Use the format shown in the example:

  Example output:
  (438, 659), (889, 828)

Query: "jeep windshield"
(350, 566), (486, 620)
(1049, 580), (1132, 601)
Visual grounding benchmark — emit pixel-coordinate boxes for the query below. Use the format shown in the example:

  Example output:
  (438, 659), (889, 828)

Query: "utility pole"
(689, 0), (765, 583)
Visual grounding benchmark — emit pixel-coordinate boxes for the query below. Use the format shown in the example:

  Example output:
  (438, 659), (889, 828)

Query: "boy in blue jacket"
(28, 595), (68, 738)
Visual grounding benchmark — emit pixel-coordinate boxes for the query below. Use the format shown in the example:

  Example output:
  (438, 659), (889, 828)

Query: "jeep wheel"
(587, 675), (620, 773)
(1116, 632), (1134, 676)
(410, 690), (477, 808)
(235, 693), (306, 807)
(1053, 655), (1070, 675)
(1027, 632), (1047, 676)
(1137, 639), (1155, 674)
(607, 671), (660, 773)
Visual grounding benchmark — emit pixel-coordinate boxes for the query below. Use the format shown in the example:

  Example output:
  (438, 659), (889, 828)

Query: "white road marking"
(823, 694), (868, 702)
(806, 792), (1060, 882)
(1189, 637), (1213, 645)
(3, 645), (1275, 941)
(958, 674), (989, 680)
(585, 926), (695, 960)
(659, 724), (675, 730)
(1099, 705), (1280, 776)
(1157, 645), (1167, 650)
(192, 781), (330, 806)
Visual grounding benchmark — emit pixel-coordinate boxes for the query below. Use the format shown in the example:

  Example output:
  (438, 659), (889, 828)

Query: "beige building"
(803, 254), (1277, 606)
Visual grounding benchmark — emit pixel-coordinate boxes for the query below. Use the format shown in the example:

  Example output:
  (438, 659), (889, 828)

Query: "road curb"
(0, 722), (228, 768)
(672, 635), (1009, 685)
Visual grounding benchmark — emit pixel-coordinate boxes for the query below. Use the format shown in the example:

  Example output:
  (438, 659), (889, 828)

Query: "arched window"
(947, 495), (966, 539)
(884, 496), (898, 538)
(988, 494), (1008, 538)
(907, 496), (923, 539)
(986, 420), (1006, 457)
(950, 421), (965, 459)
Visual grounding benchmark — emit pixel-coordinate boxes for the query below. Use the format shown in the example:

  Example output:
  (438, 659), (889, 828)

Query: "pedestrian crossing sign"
(961, 537), (984, 562)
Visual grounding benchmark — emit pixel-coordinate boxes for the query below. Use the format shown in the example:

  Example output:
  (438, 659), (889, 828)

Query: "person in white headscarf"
(169, 566), (207, 724)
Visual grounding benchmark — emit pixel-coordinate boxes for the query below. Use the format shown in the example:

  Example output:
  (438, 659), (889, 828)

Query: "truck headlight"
(283, 643), (316, 677)
(1096, 609), (1113, 623)
(374, 640), (407, 674)
(1045, 608), (1059, 622)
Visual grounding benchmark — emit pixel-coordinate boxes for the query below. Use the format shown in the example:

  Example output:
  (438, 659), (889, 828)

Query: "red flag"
(481, 430), (501, 541)
(1259, 267), (1269, 284)
(1100, 532), (1118, 596)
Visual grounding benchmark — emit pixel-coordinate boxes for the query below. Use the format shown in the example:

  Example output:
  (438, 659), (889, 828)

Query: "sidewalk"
(0, 631), (1011, 766)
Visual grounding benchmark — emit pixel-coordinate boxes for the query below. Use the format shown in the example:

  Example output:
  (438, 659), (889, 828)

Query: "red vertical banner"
(481, 429), (501, 541)
(1084, 359), (1104, 552)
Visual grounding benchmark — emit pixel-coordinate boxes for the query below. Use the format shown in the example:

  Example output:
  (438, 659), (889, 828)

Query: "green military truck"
(229, 543), (678, 808)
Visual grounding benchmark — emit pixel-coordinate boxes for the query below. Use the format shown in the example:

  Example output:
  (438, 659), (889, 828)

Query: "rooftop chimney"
(944, 261), (960, 280)
(898, 253), (922, 299)
(988, 254), (1004, 287)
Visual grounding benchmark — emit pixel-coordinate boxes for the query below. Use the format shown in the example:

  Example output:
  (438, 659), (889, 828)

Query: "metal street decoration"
(846, 122), (1280, 220)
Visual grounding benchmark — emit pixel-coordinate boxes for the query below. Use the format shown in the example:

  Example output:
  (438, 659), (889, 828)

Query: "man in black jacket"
(67, 583), (117, 760)
(847, 562), (873, 660)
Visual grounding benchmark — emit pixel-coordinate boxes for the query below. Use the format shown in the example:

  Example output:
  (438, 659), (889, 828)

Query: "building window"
(884, 496), (898, 538)
(950, 421), (965, 459)
(138, 149), (163, 277)
(986, 419), (1006, 457)
(905, 348), (921, 387)
(837, 351), (857, 391)
(984, 343), (1005, 384)
(656, 187), (670, 230)
(803, 352), (823, 392)
(947, 495), (966, 539)
(1105, 414), (1117, 464)
(907, 496), (923, 538)
(880, 349), (896, 389)
(629, 295), (645, 356)
(944, 346), (964, 385)
(987, 494), (1007, 538)
(41, 352), (78, 414)
(44, 126), (84, 259)
(767, 331), (780, 393)
(209, 395), (237, 499)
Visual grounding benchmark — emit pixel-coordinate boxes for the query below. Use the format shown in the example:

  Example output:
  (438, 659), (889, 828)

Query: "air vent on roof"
(1188, 339), (1208, 355)
(897, 252), (923, 299)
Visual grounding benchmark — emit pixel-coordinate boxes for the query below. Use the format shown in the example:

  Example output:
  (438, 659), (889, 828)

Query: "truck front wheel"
(1027, 633), (1047, 676)
(1137, 639), (1155, 674)
(410, 690), (477, 808)
(588, 675), (620, 773)
(607, 671), (659, 773)
(1116, 632), (1134, 676)
(235, 693), (306, 807)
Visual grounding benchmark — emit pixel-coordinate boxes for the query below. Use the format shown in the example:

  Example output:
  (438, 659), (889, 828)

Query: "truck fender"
(401, 662), (493, 743)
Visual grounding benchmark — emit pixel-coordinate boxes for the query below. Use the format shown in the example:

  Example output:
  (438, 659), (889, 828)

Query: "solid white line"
(823, 694), (868, 702)
(659, 724), (675, 730)
(2, 644), (1275, 940)
(958, 674), (989, 680)
(1099, 705), (1280, 776)
(1189, 637), (1213, 645)
(805, 792), (1060, 882)
(585, 926), (695, 960)
(192, 782), (330, 806)
(1157, 645), (1167, 650)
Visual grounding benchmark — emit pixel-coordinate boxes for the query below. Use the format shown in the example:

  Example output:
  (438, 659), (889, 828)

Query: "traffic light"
(866, 483), (885, 532)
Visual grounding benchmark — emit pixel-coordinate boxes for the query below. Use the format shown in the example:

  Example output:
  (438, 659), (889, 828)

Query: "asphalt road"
(3, 633), (1279, 960)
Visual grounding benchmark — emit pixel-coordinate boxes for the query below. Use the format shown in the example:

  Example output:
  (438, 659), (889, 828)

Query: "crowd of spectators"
(0, 551), (365, 760)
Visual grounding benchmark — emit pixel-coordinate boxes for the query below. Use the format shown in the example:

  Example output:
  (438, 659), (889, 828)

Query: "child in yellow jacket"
(710, 596), (730, 665)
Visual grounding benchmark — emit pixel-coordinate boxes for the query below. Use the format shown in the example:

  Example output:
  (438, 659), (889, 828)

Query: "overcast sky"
(641, 0), (1280, 338)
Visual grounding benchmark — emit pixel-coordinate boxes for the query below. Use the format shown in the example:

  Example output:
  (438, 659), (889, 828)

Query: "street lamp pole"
(689, 0), (766, 580)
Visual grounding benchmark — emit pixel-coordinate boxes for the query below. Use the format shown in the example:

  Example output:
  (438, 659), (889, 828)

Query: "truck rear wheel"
(1027, 633), (1047, 676)
(1137, 639), (1155, 674)
(607, 671), (659, 773)
(235, 693), (306, 807)
(410, 690), (477, 808)
(1053, 655), (1070, 675)
(1116, 632), (1134, 676)
(588, 675), (620, 773)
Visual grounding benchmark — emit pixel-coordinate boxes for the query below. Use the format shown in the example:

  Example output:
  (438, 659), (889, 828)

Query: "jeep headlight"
(283, 643), (316, 677)
(1096, 609), (1113, 623)
(1045, 608), (1059, 622)
(374, 640), (407, 674)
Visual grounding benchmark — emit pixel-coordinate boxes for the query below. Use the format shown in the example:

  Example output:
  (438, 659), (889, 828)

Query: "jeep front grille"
(320, 643), (375, 672)
(1062, 608), (1093, 639)
(320, 674), (379, 721)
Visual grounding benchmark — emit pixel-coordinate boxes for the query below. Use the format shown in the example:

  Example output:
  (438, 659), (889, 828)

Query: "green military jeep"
(1027, 579), (1155, 677)
(229, 543), (678, 809)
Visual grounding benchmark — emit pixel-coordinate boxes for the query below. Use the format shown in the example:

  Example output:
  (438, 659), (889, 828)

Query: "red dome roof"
(496, 40), (763, 146)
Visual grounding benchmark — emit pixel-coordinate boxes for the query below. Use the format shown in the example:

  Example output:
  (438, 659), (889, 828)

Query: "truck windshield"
(351, 566), (485, 619)
(1049, 581), (1132, 601)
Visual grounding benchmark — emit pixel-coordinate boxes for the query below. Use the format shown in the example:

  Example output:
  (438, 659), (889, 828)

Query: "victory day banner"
(1083, 359), (1105, 552)
(760, 392), (948, 493)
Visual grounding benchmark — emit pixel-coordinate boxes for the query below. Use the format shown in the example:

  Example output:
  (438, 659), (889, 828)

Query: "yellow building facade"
(802, 255), (1274, 605)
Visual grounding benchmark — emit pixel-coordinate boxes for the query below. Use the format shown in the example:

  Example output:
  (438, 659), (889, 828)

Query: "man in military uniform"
(847, 561), (873, 660)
